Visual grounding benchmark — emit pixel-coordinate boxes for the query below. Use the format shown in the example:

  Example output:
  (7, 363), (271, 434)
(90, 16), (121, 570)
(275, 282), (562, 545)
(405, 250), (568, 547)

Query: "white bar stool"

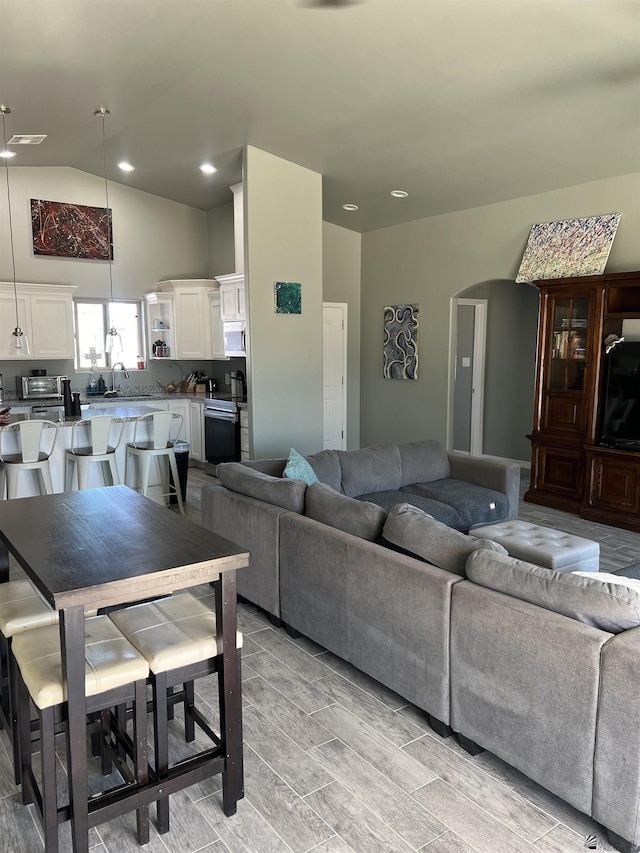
(124, 411), (185, 516)
(110, 592), (243, 832)
(65, 415), (124, 491)
(12, 615), (150, 851)
(0, 420), (59, 499)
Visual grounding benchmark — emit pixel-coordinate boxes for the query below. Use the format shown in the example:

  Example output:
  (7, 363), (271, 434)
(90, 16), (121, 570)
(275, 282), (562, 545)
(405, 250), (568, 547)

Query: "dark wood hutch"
(525, 269), (640, 532)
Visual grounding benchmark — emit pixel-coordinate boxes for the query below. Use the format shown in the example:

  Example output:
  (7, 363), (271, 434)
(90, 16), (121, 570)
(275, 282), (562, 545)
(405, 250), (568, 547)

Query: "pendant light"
(95, 106), (122, 359)
(1, 105), (30, 356)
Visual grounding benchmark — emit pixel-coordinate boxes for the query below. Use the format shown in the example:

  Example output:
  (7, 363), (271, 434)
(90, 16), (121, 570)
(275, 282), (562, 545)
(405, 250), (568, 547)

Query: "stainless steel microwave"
(223, 321), (246, 357)
(17, 375), (67, 400)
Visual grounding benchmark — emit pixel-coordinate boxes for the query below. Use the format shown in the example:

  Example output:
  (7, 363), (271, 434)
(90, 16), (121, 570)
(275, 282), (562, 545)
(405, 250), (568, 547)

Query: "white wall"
(245, 146), (323, 458)
(360, 172), (640, 452)
(0, 166), (209, 297)
(322, 221), (361, 449)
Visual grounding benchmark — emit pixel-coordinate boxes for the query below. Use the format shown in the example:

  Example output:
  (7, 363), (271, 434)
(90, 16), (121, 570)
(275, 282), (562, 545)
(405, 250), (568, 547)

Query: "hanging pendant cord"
(98, 108), (114, 302)
(1, 108), (19, 329)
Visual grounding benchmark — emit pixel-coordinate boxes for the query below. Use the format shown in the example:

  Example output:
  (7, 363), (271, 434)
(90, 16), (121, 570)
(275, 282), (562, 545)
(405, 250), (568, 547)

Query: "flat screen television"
(601, 340), (640, 451)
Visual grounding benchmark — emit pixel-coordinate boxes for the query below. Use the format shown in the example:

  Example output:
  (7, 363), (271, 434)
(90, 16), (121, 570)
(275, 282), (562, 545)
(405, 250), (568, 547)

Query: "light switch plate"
(462, 357), (471, 367)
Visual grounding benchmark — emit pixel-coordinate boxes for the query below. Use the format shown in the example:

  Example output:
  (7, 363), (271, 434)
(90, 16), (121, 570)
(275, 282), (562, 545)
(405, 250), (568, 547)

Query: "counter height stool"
(12, 615), (150, 852)
(110, 592), (243, 832)
(125, 411), (185, 516)
(65, 415), (124, 491)
(0, 420), (59, 499)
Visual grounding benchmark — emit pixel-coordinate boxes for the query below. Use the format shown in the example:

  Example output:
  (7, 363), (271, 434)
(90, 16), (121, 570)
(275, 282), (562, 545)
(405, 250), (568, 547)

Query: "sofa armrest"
(201, 482), (290, 618)
(447, 453), (520, 519)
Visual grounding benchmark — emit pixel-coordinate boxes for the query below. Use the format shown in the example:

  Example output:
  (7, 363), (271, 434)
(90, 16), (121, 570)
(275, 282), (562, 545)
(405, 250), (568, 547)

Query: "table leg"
(0, 541), (9, 584)
(60, 606), (89, 853)
(215, 570), (243, 816)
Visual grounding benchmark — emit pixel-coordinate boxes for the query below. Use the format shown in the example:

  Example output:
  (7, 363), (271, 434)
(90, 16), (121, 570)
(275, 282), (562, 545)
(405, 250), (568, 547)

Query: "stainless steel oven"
(203, 397), (241, 471)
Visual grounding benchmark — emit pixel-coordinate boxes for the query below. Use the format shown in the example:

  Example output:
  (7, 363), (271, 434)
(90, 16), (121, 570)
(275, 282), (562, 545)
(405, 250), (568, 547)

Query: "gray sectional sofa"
(201, 440), (640, 852)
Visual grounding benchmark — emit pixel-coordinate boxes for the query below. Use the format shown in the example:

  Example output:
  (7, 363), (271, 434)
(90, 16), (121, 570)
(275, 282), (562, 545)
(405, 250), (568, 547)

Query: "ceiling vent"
(8, 134), (47, 145)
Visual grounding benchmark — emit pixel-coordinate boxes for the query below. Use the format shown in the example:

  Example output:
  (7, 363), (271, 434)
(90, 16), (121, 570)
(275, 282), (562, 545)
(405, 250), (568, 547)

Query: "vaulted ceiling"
(1, 0), (638, 232)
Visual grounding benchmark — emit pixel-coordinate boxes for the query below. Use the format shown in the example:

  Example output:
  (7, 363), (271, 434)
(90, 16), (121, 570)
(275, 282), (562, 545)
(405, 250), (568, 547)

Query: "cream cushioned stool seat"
(471, 519), (600, 573)
(109, 592), (243, 834)
(0, 579), (59, 784)
(11, 615), (150, 851)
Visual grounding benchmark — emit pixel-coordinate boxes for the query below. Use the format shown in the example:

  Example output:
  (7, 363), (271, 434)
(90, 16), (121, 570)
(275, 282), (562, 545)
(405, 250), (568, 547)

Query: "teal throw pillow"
(283, 448), (319, 486)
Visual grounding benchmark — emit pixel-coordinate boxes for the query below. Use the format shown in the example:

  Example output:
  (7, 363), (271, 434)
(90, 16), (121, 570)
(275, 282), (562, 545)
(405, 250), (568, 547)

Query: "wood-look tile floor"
(2, 467), (638, 852)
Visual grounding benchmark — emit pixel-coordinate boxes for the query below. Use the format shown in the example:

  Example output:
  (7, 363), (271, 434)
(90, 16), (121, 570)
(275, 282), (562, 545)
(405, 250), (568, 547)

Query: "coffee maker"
(229, 370), (246, 400)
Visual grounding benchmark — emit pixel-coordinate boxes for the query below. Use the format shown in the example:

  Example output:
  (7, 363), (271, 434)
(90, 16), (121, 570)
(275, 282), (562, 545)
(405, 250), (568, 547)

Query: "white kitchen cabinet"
(239, 405), (250, 461)
(0, 283), (76, 360)
(216, 273), (245, 322)
(189, 400), (204, 461)
(208, 291), (228, 360)
(150, 280), (218, 359)
(166, 399), (190, 441)
(144, 292), (175, 360)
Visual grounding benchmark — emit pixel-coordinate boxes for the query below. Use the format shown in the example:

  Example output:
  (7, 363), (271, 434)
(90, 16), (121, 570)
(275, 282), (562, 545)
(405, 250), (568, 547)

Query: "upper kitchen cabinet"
(144, 291), (175, 360)
(150, 280), (218, 360)
(216, 273), (246, 322)
(0, 283), (76, 360)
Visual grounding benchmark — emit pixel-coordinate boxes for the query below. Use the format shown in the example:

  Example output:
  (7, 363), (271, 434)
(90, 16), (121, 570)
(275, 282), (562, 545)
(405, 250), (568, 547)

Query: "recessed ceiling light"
(200, 163), (217, 174)
(390, 190), (408, 198)
(0, 149), (16, 159)
(342, 203), (359, 211)
(118, 161), (135, 172)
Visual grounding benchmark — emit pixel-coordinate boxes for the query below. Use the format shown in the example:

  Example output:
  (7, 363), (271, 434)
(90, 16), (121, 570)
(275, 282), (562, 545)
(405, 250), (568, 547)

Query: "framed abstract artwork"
(274, 281), (302, 314)
(31, 198), (113, 260)
(383, 304), (419, 379)
(515, 213), (620, 283)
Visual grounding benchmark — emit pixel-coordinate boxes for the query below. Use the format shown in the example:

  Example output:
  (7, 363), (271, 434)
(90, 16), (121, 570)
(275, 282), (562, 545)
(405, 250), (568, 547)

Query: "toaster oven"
(17, 375), (67, 400)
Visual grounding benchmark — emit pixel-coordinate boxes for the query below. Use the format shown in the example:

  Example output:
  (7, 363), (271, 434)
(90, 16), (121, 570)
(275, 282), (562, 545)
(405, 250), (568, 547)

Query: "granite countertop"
(7, 404), (164, 426)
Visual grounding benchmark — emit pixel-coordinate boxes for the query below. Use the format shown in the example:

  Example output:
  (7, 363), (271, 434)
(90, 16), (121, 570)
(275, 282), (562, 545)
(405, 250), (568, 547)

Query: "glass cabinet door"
(548, 296), (589, 391)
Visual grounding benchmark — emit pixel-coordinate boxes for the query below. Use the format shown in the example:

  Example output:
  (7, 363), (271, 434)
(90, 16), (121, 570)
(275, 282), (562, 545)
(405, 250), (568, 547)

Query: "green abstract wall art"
(274, 282), (302, 314)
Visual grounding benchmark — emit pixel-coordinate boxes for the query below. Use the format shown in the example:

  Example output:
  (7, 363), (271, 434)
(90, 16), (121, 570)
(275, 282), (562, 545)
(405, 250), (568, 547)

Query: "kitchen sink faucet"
(108, 362), (129, 394)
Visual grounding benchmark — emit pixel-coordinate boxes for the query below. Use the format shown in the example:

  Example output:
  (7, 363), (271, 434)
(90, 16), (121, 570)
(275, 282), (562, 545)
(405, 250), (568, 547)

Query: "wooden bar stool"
(0, 579), (59, 783)
(65, 415), (124, 491)
(109, 592), (243, 832)
(12, 615), (150, 852)
(0, 420), (59, 499)
(124, 411), (185, 516)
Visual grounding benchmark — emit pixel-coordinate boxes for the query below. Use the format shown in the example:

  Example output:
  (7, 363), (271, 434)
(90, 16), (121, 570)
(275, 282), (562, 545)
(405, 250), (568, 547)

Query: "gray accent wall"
(207, 200), (235, 278)
(360, 172), (640, 457)
(244, 146), (324, 459)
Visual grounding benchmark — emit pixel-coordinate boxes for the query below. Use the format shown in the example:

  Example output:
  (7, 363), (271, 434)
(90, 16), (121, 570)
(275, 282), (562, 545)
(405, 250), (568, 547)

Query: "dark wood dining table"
(0, 485), (249, 853)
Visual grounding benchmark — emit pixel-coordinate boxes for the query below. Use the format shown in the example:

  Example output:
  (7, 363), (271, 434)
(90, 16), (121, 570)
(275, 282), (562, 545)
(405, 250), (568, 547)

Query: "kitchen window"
(74, 298), (144, 370)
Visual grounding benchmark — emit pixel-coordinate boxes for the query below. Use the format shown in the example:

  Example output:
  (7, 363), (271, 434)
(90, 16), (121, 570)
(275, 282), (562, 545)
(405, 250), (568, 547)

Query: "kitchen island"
(2, 405), (171, 498)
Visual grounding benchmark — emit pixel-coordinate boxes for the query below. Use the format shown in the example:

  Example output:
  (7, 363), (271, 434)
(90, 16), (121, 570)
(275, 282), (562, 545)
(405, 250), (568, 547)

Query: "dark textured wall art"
(31, 198), (113, 260)
(383, 304), (419, 379)
(274, 281), (302, 314)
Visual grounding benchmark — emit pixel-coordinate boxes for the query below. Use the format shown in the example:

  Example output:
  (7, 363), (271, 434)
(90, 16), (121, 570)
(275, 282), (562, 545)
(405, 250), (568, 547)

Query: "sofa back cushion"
(216, 462), (306, 513)
(467, 550), (640, 634)
(382, 503), (507, 576)
(338, 443), (402, 497)
(305, 449), (342, 491)
(305, 482), (386, 541)
(246, 458), (287, 477)
(398, 440), (450, 486)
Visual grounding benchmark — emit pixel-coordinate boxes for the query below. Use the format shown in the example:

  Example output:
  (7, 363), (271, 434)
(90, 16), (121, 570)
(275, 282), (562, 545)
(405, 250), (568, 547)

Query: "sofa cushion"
(382, 503), (507, 576)
(401, 478), (509, 530)
(306, 483), (386, 541)
(467, 550), (640, 634)
(398, 440), (450, 486)
(305, 449), (342, 491)
(216, 462), (306, 513)
(338, 443), (402, 497)
(356, 490), (466, 529)
(283, 448), (319, 486)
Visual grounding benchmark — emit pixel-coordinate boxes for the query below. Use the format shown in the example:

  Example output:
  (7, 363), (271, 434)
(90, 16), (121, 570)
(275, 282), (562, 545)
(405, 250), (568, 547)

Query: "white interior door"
(322, 303), (347, 450)
(454, 299), (486, 456)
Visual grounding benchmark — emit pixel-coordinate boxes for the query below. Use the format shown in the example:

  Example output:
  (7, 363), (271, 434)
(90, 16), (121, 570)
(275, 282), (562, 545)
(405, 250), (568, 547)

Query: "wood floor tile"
(242, 705), (335, 797)
(421, 829), (482, 852)
(242, 676), (333, 749)
(310, 737), (445, 849)
(313, 672), (428, 747)
(147, 788), (220, 852)
(310, 836), (358, 852)
(250, 628), (334, 682)
(532, 823), (614, 852)
(412, 778), (534, 853)
(311, 704), (436, 793)
(405, 735), (556, 840)
(514, 779), (612, 846)
(195, 793), (291, 853)
(314, 652), (407, 710)
(247, 651), (333, 713)
(304, 780), (414, 852)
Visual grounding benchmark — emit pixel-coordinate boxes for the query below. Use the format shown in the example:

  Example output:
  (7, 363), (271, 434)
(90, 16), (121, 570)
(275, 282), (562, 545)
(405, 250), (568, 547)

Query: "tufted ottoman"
(471, 520), (600, 573)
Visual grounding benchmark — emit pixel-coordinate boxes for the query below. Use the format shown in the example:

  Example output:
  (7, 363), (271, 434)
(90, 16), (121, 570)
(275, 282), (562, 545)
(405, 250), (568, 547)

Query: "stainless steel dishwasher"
(203, 396), (241, 471)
